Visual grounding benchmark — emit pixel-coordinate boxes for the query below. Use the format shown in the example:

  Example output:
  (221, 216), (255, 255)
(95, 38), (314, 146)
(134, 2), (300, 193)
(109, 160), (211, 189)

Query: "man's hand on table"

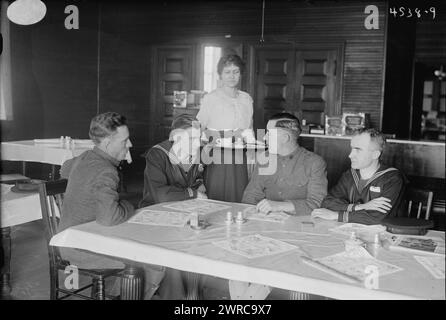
(256, 199), (294, 215)
(311, 208), (338, 220)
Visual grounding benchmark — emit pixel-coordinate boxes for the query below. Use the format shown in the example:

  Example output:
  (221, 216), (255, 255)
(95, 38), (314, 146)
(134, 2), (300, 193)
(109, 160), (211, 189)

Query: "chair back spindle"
(38, 179), (68, 267)
(405, 188), (434, 221)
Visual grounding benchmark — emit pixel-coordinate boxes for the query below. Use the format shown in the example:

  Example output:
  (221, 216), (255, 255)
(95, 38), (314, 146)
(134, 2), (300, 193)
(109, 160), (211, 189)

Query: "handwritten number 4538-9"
(389, 7), (436, 19)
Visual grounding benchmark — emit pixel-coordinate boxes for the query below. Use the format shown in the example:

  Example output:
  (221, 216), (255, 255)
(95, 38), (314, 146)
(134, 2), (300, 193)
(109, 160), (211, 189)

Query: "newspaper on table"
(242, 206), (290, 223)
(384, 234), (445, 256)
(128, 209), (191, 227)
(163, 199), (231, 214)
(213, 234), (297, 259)
(329, 223), (386, 237)
(315, 246), (403, 281)
(414, 255), (445, 279)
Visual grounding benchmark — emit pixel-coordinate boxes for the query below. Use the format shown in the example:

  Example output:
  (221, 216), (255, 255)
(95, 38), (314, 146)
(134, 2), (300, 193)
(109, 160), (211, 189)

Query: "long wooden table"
(50, 200), (445, 300)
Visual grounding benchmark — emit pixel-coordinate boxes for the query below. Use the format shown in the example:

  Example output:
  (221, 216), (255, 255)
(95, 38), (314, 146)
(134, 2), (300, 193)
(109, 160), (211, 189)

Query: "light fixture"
(434, 65), (445, 81)
(7, 0), (46, 25)
(260, 0), (265, 43)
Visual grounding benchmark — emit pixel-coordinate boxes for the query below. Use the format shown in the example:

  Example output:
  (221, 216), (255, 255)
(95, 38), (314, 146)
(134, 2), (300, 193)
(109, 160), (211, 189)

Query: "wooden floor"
(5, 220), (51, 300)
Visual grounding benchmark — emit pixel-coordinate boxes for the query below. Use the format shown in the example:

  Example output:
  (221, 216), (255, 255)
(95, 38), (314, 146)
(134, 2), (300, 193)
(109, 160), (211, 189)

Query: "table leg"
(183, 271), (201, 300)
(120, 266), (143, 300)
(289, 291), (310, 300)
(1, 227), (12, 296)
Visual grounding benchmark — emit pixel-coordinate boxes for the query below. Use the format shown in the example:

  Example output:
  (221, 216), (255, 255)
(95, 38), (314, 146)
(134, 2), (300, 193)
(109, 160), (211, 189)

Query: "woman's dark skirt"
(203, 146), (248, 203)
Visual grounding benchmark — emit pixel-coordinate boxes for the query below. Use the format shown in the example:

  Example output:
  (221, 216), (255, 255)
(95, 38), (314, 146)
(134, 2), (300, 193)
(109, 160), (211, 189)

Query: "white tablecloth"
(1, 140), (94, 166)
(1, 184), (42, 227)
(50, 200), (445, 300)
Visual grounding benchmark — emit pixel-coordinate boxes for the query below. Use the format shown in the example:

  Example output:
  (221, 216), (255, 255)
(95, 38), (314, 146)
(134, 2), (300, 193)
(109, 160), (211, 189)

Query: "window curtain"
(0, 0), (13, 120)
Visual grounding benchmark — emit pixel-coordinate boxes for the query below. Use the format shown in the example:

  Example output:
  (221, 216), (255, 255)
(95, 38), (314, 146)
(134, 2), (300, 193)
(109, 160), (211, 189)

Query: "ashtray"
(11, 179), (44, 193)
(190, 220), (211, 230)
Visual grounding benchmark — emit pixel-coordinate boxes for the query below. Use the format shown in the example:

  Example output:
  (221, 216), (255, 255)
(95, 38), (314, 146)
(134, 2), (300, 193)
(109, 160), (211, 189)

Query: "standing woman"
(197, 54), (255, 202)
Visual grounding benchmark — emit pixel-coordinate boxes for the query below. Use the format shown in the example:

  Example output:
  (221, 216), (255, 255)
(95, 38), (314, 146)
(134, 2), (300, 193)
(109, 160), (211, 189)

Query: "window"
(203, 46), (222, 93)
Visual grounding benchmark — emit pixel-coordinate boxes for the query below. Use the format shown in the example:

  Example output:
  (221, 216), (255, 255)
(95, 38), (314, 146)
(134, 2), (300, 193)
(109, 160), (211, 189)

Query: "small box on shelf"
(325, 116), (344, 136)
(174, 90), (206, 110)
(342, 112), (369, 136)
(309, 126), (325, 135)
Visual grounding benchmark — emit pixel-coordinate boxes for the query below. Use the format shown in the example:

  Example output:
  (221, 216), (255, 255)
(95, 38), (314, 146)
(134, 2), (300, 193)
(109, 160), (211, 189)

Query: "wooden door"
(295, 49), (340, 126)
(254, 45), (342, 129)
(150, 46), (195, 145)
(254, 47), (295, 130)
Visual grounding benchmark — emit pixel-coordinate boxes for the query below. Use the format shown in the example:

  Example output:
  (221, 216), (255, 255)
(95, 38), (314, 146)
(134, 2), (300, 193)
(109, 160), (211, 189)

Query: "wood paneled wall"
(100, 0), (387, 130)
(2, 1), (99, 142)
(3, 0), (389, 175)
(98, 0), (388, 168)
(415, 13), (446, 61)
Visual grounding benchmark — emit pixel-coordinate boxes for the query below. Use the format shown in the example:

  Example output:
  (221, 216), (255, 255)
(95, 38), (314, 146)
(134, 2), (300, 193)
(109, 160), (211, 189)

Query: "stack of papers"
(128, 209), (191, 227)
(384, 234), (445, 256)
(34, 138), (60, 144)
(163, 199), (231, 214)
(73, 139), (94, 145)
(243, 206), (290, 223)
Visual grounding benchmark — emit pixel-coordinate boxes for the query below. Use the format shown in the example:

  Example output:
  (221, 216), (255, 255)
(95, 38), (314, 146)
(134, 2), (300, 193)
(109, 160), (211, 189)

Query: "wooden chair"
(38, 179), (125, 300)
(405, 187), (434, 220)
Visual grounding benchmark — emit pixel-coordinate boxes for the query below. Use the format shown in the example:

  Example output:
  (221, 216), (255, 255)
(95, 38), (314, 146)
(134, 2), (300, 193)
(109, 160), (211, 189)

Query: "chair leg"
(289, 291), (311, 300)
(97, 278), (105, 300)
(91, 278), (98, 299)
(49, 266), (58, 300)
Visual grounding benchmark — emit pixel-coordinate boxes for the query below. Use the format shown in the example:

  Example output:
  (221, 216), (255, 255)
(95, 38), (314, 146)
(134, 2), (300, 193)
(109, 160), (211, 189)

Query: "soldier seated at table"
(311, 128), (406, 225)
(58, 111), (169, 299)
(140, 113), (207, 207)
(238, 112), (327, 300)
(242, 112), (328, 216)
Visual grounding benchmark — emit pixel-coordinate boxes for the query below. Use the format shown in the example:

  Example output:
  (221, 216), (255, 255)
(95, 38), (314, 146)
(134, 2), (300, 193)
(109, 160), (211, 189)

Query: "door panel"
(150, 46), (194, 145)
(296, 50), (337, 126)
(254, 47), (294, 130)
(254, 45), (341, 130)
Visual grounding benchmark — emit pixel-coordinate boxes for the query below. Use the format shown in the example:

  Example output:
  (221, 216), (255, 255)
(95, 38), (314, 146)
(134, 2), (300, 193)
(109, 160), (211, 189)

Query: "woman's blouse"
(196, 88), (253, 130)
